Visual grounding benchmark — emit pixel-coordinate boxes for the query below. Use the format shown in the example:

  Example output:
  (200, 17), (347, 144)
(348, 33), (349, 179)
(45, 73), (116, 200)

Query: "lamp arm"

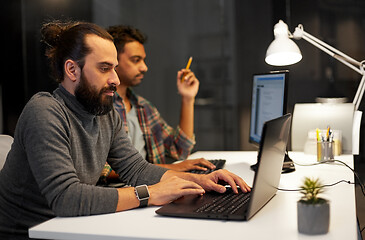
(293, 24), (365, 110)
(304, 31), (365, 110)
(293, 25), (363, 74)
(298, 30), (363, 75)
(354, 73), (365, 110)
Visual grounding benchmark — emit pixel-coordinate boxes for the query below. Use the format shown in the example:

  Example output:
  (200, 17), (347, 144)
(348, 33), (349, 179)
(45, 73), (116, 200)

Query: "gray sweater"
(0, 86), (167, 238)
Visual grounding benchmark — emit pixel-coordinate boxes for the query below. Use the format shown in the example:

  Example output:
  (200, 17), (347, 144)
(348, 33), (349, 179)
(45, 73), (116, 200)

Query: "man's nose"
(110, 69), (120, 86)
(140, 61), (148, 73)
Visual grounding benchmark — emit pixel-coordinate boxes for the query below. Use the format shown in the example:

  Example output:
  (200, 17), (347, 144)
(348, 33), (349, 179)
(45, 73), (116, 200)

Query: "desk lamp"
(265, 20), (365, 110)
(265, 20), (365, 154)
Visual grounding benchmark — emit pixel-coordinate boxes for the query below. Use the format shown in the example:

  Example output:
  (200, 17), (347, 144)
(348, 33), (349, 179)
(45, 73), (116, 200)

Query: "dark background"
(2, 0), (365, 237)
(3, 0), (365, 151)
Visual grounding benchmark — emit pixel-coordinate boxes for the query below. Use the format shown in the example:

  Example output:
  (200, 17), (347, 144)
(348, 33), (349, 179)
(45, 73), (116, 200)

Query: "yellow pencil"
(185, 56), (193, 70)
(182, 57), (193, 82)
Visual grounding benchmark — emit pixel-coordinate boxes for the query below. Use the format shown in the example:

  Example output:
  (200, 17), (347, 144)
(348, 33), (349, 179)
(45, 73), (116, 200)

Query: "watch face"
(136, 185), (149, 200)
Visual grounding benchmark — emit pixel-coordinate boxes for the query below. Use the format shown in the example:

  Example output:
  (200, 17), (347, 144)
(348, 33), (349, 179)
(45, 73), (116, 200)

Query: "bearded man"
(0, 20), (250, 240)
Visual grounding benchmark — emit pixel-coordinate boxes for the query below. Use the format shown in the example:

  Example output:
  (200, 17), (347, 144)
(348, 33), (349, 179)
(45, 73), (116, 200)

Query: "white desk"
(29, 151), (357, 240)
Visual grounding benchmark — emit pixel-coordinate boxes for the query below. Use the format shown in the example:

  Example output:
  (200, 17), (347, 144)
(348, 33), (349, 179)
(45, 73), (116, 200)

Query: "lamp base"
(315, 97), (348, 104)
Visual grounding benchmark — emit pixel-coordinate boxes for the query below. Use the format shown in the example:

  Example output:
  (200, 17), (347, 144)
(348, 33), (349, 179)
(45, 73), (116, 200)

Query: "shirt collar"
(114, 88), (142, 107)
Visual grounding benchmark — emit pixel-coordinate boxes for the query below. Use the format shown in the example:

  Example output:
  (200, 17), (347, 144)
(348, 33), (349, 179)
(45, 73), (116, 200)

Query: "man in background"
(100, 25), (215, 183)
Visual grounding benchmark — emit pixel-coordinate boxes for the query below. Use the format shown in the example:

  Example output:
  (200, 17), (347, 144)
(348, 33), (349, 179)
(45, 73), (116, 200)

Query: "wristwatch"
(134, 185), (150, 207)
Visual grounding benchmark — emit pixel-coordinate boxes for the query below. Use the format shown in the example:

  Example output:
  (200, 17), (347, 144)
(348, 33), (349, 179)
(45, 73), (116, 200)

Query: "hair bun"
(41, 20), (77, 48)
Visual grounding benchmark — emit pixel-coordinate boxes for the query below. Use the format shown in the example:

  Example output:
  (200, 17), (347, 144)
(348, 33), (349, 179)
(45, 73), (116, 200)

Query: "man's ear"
(64, 59), (80, 82)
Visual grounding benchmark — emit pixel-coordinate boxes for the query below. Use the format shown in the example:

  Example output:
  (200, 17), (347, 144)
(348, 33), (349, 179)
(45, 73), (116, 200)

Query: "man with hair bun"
(0, 20), (250, 239)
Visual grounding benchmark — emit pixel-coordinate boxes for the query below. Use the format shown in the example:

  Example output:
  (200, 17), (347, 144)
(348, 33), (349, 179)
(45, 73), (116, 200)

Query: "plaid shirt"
(99, 88), (196, 180)
(114, 89), (195, 164)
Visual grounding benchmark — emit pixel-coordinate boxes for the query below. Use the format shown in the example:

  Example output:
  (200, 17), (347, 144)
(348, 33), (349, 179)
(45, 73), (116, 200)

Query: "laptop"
(156, 114), (292, 221)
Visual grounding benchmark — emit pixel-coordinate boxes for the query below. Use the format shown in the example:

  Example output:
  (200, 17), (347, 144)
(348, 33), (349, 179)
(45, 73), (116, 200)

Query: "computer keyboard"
(195, 188), (251, 215)
(189, 159), (226, 174)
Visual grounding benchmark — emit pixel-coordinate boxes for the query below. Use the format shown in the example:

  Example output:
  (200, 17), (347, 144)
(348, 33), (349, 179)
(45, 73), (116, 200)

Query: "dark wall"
(2, 0), (92, 135)
(1, 0), (365, 160)
(234, 0), (274, 150)
(2, 0), (24, 134)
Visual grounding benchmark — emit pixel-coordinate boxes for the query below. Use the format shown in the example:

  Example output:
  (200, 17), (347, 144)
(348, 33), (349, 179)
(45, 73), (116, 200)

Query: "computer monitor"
(249, 70), (293, 173)
(249, 70), (289, 145)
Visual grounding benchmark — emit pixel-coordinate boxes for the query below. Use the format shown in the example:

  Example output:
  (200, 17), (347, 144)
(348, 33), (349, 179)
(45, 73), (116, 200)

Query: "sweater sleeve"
(17, 94), (118, 216)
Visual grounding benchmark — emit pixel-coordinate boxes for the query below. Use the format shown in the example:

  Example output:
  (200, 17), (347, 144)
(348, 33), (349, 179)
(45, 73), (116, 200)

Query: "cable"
(331, 159), (365, 197)
(291, 159), (365, 197)
(277, 180), (355, 192)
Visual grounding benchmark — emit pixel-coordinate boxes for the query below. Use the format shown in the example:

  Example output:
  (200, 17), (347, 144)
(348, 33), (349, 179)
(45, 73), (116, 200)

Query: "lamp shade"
(265, 20), (302, 66)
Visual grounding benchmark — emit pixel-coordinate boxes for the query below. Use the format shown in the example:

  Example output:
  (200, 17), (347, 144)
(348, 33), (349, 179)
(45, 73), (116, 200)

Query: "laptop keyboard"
(195, 189), (251, 215)
(189, 159), (226, 174)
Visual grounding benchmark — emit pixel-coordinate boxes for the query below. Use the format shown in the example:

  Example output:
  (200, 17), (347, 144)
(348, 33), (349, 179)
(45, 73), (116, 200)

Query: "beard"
(75, 73), (116, 116)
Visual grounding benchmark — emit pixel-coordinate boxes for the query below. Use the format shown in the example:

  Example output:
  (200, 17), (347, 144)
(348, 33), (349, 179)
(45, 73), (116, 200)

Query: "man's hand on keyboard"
(148, 176), (205, 206)
(166, 158), (216, 172)
(196, 169), (251, 194)
(154, 168), (251, 206)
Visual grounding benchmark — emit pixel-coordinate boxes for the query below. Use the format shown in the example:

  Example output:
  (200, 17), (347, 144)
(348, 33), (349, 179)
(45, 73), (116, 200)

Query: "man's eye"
(131, 58), (141, 64)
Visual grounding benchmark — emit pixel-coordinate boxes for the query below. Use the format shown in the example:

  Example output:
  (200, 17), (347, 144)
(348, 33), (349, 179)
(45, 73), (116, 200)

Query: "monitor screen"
(249, 71), (288, 145)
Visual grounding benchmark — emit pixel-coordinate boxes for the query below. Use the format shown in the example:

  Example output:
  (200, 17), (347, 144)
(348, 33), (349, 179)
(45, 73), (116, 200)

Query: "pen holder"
(317, 141), (334, 162)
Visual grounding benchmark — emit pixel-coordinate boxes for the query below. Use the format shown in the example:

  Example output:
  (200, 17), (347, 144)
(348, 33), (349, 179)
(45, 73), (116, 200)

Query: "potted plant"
(297, 177), (330, 235)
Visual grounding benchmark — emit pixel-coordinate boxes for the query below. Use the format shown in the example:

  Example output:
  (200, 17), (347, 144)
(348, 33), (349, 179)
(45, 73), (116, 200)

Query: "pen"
(326, 126), (330, 141)
(182, 56), (193, 83)
(316, 128), (321, 142)
(329, 129), (333, 142)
